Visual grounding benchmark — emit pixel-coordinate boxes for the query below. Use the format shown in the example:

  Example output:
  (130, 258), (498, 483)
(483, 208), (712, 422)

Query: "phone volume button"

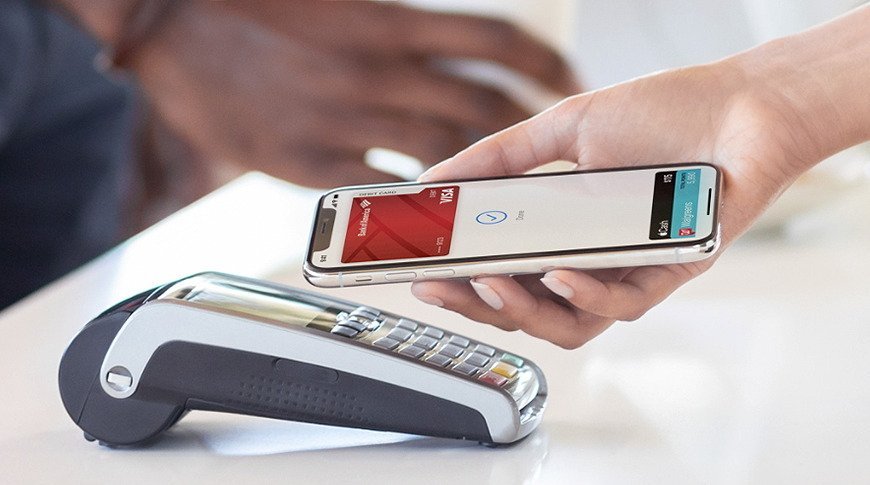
(422, 269), (455, 278)
(384, 272), (417, 282)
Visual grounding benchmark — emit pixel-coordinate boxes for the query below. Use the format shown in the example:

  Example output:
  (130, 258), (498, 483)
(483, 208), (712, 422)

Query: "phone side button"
(385, 272), (417, 282)
(422, 269), (455, 278)
(354, 275), (373, 282)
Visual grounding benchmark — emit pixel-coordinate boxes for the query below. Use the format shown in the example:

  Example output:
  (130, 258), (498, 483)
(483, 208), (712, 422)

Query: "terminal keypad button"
(352, 307), (380, 320)
(387, 327), (413, 342)
(373, 337), (400, 350)
(341, 317), (368, 332)
(399, 345), (426, 359)
(478, 370), (508, 387)
(425, 354), (452, 368)
(421, 327), (444, 339)
(474, 344), (496, 357)
(396, 318), (419, 331)
(491, 362), (519, 379)
(451, 362), (479, 376)
(330, 326), (359, 338)
(414, 335), (439, 350)
(464, 352), (490, 368)
(438, 344), (464, 359)
(500, 353), (525, 368)
(448, 335), (470, 348)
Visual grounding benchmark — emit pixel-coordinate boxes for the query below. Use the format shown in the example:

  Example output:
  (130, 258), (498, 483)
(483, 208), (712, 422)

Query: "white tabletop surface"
(2, 172), (869, 484)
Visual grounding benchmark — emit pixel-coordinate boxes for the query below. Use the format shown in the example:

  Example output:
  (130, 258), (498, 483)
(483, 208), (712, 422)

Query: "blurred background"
(136, 0), (869, 230)
(1, 0), (867, 309)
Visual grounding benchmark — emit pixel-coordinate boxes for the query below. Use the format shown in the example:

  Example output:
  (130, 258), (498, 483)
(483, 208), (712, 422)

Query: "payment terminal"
(58, 272), (547, 446)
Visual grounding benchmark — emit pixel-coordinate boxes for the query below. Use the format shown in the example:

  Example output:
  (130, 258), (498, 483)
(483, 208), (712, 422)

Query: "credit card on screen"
(342, 186), (460, 263)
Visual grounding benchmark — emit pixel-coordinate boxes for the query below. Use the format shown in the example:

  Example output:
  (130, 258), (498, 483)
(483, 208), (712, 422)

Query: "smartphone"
(304, 163), (721, 288)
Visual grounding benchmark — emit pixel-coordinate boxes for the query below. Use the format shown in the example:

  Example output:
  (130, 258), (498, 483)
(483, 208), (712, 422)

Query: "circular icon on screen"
(476, 211), (508, 225)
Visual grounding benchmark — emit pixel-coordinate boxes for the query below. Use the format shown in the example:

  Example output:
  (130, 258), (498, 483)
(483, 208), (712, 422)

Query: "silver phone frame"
(304, 164), (722, 288)
(304, 234), (719, 288)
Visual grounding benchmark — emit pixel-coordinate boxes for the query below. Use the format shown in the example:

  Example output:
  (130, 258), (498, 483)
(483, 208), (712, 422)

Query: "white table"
(2, 172), (869, 484)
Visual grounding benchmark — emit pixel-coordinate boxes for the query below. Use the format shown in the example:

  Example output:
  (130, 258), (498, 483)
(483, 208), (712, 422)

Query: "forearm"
(730, 5), (870, 169)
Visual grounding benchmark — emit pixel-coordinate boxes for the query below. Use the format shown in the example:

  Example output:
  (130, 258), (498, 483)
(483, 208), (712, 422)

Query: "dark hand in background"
(58, 0), (579, 187)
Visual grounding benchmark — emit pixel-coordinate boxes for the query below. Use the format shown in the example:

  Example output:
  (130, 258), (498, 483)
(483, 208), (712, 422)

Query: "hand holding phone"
(402, 44), (835, 348)
(312, 6), (869, 350)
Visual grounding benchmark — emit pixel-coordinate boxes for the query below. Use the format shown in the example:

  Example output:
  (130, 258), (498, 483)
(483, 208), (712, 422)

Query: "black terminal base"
(59, 290), (494, 447)
(137, 341), (493, 443)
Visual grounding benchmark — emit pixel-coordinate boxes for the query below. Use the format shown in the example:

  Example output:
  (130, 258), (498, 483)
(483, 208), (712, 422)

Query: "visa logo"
(439, 188), (454, 204)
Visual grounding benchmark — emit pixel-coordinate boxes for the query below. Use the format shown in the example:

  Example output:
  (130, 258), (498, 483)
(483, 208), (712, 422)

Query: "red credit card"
(342, 186), (460, 263)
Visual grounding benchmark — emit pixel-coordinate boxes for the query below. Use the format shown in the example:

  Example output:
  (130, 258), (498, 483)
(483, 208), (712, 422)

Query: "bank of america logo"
(360, 199), (371, 209)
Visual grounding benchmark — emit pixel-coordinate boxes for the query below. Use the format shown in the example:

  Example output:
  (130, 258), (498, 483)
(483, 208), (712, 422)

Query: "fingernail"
(418, 159), (449, 182)
(540, 274), (574, 299)
(415, 294), (444, 307)
(470, 280), (504, 310)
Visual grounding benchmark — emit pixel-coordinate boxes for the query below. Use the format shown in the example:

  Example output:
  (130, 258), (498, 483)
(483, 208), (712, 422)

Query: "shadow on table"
(45, 414), (553, 482)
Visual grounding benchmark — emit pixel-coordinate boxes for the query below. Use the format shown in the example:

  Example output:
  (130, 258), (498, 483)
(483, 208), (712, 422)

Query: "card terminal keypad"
(330, 306), (529, 391)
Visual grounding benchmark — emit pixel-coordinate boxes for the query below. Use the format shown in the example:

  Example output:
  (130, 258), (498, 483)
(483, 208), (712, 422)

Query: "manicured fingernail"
(470, 280), (504, 310)
(415, 295), (444, 307)
(540, 274), (574, 299)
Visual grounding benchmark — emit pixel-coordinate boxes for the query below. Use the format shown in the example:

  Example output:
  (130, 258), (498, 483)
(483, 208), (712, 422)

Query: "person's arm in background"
(50, 0), (579, 187)
(411, 6), (870, 348)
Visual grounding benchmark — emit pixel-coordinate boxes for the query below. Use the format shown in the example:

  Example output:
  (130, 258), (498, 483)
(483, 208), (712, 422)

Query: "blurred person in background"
(0, 0), (577, 309)
(0, 0), (134, 309)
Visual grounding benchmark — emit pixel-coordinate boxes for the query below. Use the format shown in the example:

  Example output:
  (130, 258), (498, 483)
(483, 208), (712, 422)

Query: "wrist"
(107, 0), (179, 71)
(51, 0), (137, 45)
(52, 0), (181, 71)
(726, 6), (870, 172)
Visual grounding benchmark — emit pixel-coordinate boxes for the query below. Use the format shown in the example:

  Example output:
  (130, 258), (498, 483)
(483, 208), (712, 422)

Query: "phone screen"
(310, 165), (718, 269)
